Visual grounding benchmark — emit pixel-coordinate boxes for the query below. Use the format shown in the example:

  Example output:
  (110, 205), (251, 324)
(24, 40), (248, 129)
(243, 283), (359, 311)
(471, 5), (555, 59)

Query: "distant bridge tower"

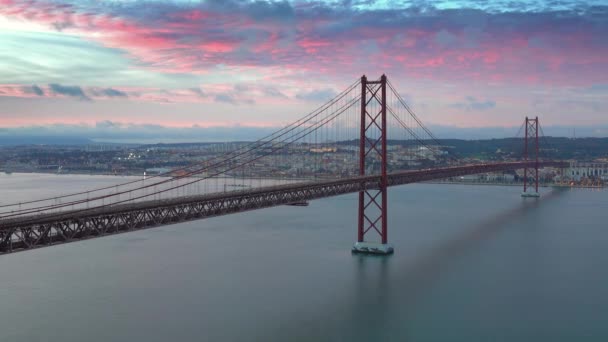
(352, 75), (394, 255)
(522, 116), (540, 198)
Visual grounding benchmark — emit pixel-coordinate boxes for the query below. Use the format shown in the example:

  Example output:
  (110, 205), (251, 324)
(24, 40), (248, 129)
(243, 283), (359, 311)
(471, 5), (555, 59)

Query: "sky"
(0, 0), (607, 141)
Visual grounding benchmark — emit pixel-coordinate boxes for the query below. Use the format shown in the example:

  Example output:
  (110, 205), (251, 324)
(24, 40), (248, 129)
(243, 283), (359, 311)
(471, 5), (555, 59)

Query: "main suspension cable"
(0, 79), (361, 211)
(0, 95), (361, 220)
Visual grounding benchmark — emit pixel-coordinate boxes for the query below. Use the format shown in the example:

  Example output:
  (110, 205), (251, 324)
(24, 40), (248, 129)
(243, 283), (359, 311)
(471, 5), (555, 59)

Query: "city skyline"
(1, 0), (607, 139)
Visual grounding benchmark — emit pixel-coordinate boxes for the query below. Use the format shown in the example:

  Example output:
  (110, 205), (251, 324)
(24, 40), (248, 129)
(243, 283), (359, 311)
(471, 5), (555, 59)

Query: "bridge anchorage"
(352, 75), (393, 255)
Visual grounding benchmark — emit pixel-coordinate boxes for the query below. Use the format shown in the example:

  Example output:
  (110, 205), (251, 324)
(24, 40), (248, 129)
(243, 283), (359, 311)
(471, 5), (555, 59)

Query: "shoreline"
(2, 171), (604, 189)
(0, 170), (332, 183)
(425, 180), (606, 189)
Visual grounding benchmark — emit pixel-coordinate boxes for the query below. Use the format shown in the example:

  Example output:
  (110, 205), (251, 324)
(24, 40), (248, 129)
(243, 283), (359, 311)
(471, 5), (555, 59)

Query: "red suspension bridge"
(0, 75), (567, 255)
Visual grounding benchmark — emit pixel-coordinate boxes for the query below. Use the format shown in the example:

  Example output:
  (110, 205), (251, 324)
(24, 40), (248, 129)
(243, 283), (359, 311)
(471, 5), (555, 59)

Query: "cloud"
(234, 84), (250, 92)
(22, 85), (44, 96)
(1, 0), (606, 86)
(585, 84), (608, 93)
(214, 93), (237, 104)
(101, 88), (128, 98)
(296, 88), (337, 102)
(95, 120), (120, 129)
(189, 87), (206, 97)
(0, 121), (280, 143)
(45, 85), (127, 101)
(88, 87), (129, 98)
(0, 83), (271, 104)
(450, 96), (496, 111)
(214, 93), (255, 105)
(262, 87), (288, 99)
(49, 83), (90, 100)
(0, 84), (131, 101)
(556, 99), (602, 112)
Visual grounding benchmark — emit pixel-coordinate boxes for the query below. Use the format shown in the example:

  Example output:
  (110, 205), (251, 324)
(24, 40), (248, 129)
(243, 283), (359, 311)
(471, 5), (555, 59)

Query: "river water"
(0, 173), (607, 341)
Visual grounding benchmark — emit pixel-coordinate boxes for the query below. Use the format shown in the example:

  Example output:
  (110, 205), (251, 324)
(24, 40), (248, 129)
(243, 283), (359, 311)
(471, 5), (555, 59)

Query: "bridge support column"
(352, 75), (393, 255)
(522, 116), (540, 198)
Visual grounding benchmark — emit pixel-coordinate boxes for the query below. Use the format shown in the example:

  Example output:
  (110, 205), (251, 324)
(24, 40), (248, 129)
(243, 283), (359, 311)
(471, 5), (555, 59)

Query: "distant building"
(310, 147), (337, 153)
(484, 172), (515, 182)
(145, 167), (172, 175)
(567, 161), (608, 181)
(459, 174), (480, 181)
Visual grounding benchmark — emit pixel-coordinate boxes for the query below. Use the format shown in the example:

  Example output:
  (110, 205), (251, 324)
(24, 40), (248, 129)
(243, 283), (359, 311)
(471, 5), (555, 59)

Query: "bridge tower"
(522, 116), (540, 198)
(352, 75), (394, 255)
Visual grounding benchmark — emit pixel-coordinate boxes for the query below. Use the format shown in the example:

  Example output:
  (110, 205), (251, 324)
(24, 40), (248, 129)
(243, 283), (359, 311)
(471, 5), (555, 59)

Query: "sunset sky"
(0, 0), (607, 140)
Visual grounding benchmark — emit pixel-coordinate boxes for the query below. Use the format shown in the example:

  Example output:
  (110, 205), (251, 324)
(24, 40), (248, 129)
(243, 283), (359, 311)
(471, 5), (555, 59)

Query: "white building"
(567, 162), (608, 181)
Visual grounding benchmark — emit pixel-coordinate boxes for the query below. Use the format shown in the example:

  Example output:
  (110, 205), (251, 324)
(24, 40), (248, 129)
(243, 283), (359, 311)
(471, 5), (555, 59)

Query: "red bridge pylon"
(352, 75), (394, 255)
(522, 116), (541, 198)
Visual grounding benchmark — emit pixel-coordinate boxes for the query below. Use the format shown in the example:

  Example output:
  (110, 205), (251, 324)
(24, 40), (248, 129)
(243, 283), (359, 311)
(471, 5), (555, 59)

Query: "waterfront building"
(567, 161), (608, 181)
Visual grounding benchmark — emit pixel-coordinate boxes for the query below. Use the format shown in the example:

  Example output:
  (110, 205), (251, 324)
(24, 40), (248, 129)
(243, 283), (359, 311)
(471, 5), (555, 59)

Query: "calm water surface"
(0, 173), (607, 341)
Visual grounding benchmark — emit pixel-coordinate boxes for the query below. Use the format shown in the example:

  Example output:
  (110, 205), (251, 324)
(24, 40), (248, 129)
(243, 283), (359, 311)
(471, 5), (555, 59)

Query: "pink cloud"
(0, 0), (606, 87)
(0, 85), (42, 98)
(0, 82), (301, 106)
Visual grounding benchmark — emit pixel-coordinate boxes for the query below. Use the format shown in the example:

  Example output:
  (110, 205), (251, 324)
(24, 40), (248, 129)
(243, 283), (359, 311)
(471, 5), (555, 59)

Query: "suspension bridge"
(0, 75), (567, 255)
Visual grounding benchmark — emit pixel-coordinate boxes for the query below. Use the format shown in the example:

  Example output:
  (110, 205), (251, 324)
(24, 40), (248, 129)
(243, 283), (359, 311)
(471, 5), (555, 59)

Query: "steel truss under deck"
(0, 161), (566, 254)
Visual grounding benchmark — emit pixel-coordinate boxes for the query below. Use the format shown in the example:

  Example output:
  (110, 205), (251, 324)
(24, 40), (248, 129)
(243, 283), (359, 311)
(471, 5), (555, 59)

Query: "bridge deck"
(0, 161), (567, 254)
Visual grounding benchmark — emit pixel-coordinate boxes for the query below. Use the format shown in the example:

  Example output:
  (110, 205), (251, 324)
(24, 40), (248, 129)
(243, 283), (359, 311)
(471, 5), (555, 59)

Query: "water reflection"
(3, 177), (602, 342)
(265, 189), (567, 341)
